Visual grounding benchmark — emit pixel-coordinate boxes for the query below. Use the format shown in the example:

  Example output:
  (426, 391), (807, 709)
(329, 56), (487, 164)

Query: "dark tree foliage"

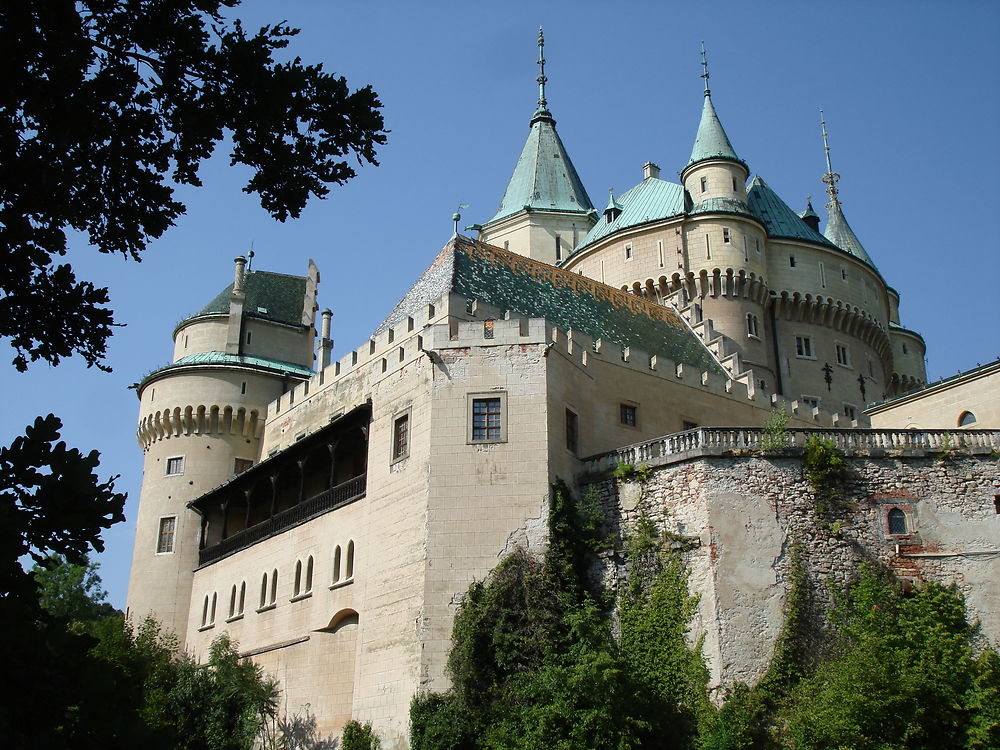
(1, 0), (387, 371)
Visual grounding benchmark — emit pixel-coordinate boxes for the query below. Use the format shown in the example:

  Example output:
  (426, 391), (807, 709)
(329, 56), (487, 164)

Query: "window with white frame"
(794, 336), (814, 358)
(156, 516), (176, 554)
(624, 243), (633, 261)
(165, 456), (185, 476)
(836, 343), (851, 367)
(468, 393), (506, 443)
(801, 395), (820, 409)
(723, 228), (732, 244)
(842, 403), (858, 421)
(392, 410), (410, 462)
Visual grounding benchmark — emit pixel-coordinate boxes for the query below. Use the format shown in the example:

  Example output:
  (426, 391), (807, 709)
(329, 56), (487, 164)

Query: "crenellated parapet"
(137, 403), (265, 450)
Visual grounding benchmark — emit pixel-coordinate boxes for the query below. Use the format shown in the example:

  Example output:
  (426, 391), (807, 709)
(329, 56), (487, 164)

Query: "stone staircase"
(664, 290), (758, 399)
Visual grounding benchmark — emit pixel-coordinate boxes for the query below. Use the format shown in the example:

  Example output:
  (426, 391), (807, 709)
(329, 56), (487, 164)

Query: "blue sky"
(7, 1), (999, 608)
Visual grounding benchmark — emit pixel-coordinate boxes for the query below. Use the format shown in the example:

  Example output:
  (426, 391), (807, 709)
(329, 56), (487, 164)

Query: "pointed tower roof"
(819, 110), (878, 269)
(798, 199), (819, 222)
(604, 189), (623, 214)
(685, 43), (744, 170)
(485, 29), (594, 225)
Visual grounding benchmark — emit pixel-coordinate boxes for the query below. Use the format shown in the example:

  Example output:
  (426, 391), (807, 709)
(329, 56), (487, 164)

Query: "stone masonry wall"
(585, 450), (1000, 695)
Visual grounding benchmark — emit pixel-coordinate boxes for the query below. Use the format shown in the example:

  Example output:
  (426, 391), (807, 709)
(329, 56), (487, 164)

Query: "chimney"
(233, 256), (247, 295)
(643, 162), (661, 180)
(319, 309), (334, 368)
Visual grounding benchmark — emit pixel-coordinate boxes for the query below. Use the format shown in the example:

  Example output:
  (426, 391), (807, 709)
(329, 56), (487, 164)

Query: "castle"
(125, 34), (999, 747)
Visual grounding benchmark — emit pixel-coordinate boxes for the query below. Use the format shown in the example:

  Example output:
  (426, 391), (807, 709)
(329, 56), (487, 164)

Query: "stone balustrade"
(582, 427), (1000, 474)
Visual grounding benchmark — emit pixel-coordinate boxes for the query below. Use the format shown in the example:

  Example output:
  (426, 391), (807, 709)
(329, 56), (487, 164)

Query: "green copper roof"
(184, 271), (308, 329)
(574, 178), (686, 252)
(687, 95), (742, 168)
(746, 177), (836, 247)
(823, 201), (877, 268)
(140, 351), (314, 386)
(798, 200), (819, 221)
(486, 112), (595, 225)
(604, 190), (623, 214)
(689, 196), (754, 218)
(377, 237), (722, 376)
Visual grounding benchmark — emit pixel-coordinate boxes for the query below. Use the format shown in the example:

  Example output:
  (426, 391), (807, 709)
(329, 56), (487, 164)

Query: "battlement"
(265, 289), (854, 431)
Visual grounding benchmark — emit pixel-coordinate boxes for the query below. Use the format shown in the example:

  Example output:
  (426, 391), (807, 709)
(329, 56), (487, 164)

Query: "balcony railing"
(582, 428), (1000, 475)
(198, 474), (366, 566)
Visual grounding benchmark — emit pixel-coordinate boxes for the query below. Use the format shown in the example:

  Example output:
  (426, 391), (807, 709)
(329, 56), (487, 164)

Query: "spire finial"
(820, 109), (841, 205)
(700, 41), (711, 97)
(536, 26), (548, 111)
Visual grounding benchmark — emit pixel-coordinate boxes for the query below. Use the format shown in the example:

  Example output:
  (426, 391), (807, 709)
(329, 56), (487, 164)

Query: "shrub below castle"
(410, 483), (1000, 750)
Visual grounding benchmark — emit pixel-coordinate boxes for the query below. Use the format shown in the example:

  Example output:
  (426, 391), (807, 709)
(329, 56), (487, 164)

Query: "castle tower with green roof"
(479, 28), (596, 265)
(126, 256), (320, 642)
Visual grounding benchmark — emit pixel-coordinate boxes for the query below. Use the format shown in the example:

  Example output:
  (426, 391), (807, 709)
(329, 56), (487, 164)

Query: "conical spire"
(486, 29), (594, 225)
(686, 43), (741, 168)
(818, 111), (877, 268)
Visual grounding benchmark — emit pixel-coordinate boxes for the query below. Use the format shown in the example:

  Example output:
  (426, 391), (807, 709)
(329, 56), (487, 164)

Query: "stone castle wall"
(583, 436), (1000, 693)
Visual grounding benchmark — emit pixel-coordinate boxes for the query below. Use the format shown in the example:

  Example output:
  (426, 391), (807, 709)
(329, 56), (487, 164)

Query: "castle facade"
(125, 37), (998, 748)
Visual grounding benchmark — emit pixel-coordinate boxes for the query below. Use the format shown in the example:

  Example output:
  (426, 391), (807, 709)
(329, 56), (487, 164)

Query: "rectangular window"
(620, 403), (638, 427)
(565, 409), (579, 454)
(165, 456), (185, 476)
(723, 228), (731, 244)
(789, 255), (796, 268)
(732, 177), (738, 192)
(842, 403), (858, 421)
(392, 412), (410, 461)
(700, 176), (708, 193)
(624, 243), (633, 261)
(801, 396), (820, 409)
(157, 516), (176, 554)
(755, 238), (760, 254)
(555, 235), (562, 261)
(841, 266), (847, 280)
(234, 458), (254, 474)
(469, 395), (505, 443)
(795, 336), (813, 358)
(836, 343), (851, 367)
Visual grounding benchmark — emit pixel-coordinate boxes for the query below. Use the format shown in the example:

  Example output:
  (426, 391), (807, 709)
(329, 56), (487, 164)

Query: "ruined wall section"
(586, 449), (1000, 694)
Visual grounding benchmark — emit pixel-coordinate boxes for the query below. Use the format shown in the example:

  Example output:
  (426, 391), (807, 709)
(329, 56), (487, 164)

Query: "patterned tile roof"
(185, 271), (308, 329)
(574, 178), (686, 251)
(823, 200), (878, 269)
(378, 237), (723, 376)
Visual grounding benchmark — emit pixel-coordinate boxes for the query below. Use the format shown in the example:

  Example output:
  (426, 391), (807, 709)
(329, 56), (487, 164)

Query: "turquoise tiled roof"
(824, 201), (878, 268)
(574, 178), (686, 252)
(689, 197), (754, 218)
(486, 112), (594, 224)
(746, 177), (836, 247)
(687, 95), (742, 168)
(141, 351), (314, 385)
(377, 237), (723, 376)
(184, 271), (308, 329)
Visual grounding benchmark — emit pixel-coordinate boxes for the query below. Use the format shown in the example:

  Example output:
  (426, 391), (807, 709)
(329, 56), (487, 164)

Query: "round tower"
(676, 49), (776, 393)
(126, 256), (319, 642)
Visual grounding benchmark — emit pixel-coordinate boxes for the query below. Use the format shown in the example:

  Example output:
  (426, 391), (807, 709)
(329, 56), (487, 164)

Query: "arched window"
(238, 582), (246, 615)
(210, 592), (217, 624)
(294, 560), (303, 596)
(746, 313), (759, 338)
(959, 411), (977, 427)
(229, 585), (237, 618)
(270, 569), (278, 604)
(305, 556), (314, 593)
(202, 595), (210, 627)
(346, 540), (355, 580)
(333, 545), (342, 584)
(260, 573), (268, 608)
(888, 508), (907, 535)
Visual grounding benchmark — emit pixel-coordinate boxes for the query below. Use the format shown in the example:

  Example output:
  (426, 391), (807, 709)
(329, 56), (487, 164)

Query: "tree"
(2, 0), (387, 371)
(33, 554), (118, 625)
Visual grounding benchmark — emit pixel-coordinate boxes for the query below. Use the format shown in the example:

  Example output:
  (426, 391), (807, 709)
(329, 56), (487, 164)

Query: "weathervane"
(537, 26), (548, 110)
(820, 109), (841, 205)
(453, 203), (469, 235)
(700, 41), (711, 96)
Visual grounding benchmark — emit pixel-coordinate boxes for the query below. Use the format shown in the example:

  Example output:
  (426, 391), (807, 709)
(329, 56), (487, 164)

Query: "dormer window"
(700, 177), (708, 193)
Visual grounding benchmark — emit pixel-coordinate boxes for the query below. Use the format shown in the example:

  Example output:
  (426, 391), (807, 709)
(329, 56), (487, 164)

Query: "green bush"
(341, 719), (380, 750)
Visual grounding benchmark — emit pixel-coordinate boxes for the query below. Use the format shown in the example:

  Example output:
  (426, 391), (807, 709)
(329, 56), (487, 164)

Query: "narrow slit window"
(565, 409), (579, 455)
(333, 546), (342, 583)
(346, 540), (355, 580)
